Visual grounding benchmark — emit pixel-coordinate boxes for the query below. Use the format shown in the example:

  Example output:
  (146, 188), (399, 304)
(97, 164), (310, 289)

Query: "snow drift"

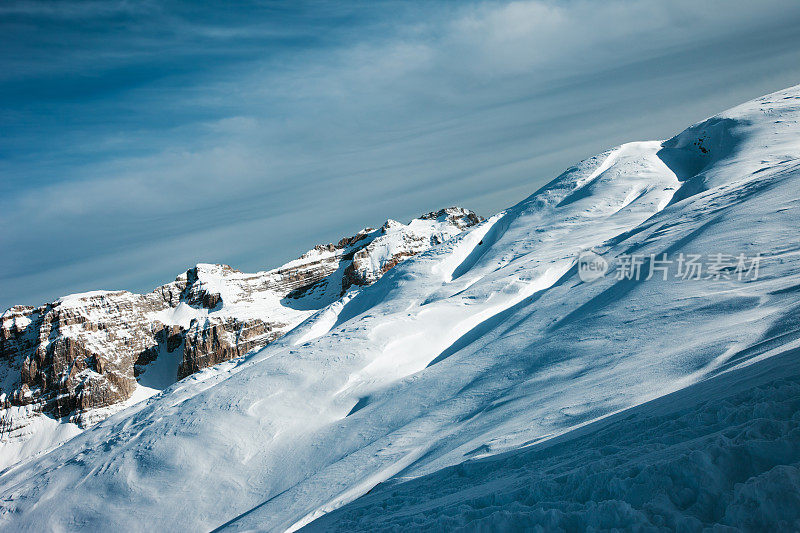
(305, 343), (800, 531)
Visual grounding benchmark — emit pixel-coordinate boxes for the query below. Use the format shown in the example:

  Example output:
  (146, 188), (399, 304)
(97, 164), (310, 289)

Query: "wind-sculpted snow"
(304, 341), (800, 531)
(1, 86), (800, 531)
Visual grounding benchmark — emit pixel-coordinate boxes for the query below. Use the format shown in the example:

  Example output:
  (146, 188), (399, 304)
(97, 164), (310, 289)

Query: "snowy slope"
(1, 85), (800, 531)
(304, 338), (800, 531)
(0, 207), (479, 472)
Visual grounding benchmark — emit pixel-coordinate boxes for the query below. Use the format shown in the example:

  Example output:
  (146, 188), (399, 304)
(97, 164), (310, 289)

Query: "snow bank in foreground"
(305, 347), (800, 531)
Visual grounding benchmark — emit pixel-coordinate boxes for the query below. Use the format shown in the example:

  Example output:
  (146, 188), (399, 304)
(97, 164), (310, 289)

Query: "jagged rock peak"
(419, 206), (484, 229)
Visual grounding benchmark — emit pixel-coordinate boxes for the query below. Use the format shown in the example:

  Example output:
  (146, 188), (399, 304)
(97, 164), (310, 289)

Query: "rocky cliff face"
(0, 207), (482, 429)
(0, 290), (175, 418)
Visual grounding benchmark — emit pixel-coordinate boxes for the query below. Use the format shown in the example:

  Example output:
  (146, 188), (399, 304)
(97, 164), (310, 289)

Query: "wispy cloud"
(2, 0), (800, 309)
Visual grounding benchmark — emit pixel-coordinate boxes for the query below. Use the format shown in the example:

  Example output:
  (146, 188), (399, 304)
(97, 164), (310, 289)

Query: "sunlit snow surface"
(305, 346), (800, 531)
(2, 86), (800, 531)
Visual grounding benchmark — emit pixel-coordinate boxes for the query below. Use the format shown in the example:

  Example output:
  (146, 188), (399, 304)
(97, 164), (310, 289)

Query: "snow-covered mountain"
(1, 85), (800, 531)
(0, 207), (481, 470)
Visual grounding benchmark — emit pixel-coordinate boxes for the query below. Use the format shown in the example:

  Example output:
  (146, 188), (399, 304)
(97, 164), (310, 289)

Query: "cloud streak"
(2, 0), (800, 310)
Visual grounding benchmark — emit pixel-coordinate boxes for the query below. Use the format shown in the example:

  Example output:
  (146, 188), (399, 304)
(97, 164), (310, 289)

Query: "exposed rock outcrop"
(0, 207), (483, 426)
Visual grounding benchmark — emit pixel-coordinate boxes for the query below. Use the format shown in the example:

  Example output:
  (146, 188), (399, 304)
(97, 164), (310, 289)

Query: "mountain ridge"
(0, 207), (482, 469)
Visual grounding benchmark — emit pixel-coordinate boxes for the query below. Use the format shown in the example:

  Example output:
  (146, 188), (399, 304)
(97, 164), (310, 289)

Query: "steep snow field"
(304, 344), (800, 531)
(1, 85), (800, 531)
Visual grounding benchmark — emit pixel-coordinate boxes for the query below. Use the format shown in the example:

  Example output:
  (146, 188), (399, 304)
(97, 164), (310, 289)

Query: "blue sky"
(2, 0), (800, 310)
